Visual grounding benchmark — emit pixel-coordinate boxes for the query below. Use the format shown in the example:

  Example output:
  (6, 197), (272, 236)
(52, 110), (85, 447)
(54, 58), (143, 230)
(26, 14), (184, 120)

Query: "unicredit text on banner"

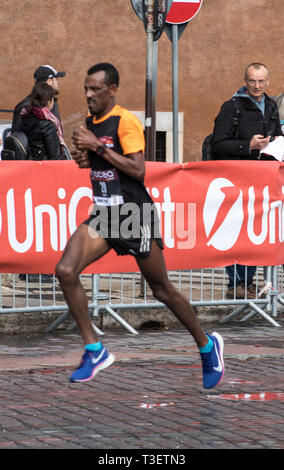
(0, 160), (284, 273)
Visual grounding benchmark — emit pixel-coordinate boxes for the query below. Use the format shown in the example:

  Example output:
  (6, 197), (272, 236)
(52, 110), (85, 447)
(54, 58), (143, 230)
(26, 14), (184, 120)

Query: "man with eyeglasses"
(212, 62), (282, 299)
(212, 62), (282, 159)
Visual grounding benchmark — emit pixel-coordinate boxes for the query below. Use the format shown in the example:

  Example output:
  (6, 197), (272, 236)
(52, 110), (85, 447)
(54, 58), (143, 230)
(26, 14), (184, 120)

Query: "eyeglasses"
(247, 79), (267, 86)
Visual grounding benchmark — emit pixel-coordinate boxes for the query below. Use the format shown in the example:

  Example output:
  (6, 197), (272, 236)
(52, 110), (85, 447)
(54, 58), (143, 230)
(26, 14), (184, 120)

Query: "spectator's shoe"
(226, 287), (235, 299)
(19, 274), (53, 283)
(19, 274), (39, 282)
(243, 284), (257, 299)
(226, 284), (256, 299)
(200, 332), (224, 389)
(70, 346), (115, 383)
(40, 274), (53, 283)
(247, 284), (265, 299)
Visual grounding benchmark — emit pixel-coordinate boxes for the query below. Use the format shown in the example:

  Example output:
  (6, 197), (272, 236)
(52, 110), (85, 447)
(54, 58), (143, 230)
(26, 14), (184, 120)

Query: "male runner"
(55, 63), (224, 389)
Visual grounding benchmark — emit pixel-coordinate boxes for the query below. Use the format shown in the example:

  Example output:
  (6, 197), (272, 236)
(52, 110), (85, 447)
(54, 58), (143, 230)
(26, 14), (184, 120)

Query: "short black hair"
(87, 63), (119, 87)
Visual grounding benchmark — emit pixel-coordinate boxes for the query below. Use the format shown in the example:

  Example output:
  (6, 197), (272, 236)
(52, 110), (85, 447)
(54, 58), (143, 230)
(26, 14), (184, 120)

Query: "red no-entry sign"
(166, 0), (203, 24)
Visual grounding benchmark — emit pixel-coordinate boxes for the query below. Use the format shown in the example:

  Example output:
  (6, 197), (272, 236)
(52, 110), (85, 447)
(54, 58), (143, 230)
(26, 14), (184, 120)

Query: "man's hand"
(72, 126), (101, 152)
(249, 134), (271, 151)
(71, 149), (90, 168)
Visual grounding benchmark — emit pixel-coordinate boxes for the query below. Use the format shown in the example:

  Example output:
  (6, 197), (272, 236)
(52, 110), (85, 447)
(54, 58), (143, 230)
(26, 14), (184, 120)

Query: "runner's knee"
(55, 262), (76, 284)
(150, 282), (172, 304)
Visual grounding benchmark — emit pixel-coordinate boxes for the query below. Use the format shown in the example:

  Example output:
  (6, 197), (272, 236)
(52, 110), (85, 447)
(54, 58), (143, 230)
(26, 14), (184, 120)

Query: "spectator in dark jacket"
(12, 64), (65, 133)
(213, 65), (282, 160)
(21, 82), (66, 160)
(212, 62), (282, 300)
(19, 82), (66, 283)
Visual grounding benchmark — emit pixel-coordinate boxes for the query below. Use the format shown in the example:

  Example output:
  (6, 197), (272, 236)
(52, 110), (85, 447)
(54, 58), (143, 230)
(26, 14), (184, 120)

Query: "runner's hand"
(72, 126), (101, 152)
(71, 149), (90, 168)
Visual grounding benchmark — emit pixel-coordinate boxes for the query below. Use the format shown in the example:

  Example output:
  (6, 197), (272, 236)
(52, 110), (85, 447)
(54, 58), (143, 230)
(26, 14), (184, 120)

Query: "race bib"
(90, 168), (124, 206)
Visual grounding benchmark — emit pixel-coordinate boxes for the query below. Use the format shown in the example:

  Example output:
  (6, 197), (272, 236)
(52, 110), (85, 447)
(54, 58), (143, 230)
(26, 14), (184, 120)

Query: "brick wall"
(0, 0), (282, 161)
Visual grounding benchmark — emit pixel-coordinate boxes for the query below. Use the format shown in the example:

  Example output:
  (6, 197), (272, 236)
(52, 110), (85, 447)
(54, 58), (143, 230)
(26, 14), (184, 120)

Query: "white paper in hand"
(260, 136), (284, 161)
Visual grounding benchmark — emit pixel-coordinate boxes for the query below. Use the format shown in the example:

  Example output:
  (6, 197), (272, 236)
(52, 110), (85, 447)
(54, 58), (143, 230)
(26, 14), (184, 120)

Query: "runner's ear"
(109, 84), (118, 97)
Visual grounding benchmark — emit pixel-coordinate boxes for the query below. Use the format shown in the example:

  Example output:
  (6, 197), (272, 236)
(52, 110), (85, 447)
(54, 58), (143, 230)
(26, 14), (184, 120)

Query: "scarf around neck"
(22, 105), (66, 148)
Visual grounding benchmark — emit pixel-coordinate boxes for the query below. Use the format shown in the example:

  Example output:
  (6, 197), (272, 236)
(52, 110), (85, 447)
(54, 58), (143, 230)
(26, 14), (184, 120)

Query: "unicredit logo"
(203, 178), (244, 251)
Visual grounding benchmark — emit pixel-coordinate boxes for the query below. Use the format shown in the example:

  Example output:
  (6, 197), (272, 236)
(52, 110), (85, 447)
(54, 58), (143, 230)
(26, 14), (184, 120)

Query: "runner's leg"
(136, 241), (208, 348)
(56, 223), (110, 344)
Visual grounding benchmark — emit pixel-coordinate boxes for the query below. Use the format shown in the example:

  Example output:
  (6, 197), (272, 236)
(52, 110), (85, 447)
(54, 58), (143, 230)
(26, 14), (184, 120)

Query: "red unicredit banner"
(0, 160), (284, 273)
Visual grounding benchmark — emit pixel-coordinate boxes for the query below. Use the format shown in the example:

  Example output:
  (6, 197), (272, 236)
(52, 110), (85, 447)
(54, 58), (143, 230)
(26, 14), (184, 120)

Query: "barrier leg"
(243, 301), (281, 327)
(219, 304), (248, 323)
(45, 310), (70, 332)
(66, 318), (104, 336)
(104, 305), (139, 334)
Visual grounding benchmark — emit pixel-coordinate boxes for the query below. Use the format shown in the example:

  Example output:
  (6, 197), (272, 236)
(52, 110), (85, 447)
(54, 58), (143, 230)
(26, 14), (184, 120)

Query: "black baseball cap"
(34, 65), (66, 82)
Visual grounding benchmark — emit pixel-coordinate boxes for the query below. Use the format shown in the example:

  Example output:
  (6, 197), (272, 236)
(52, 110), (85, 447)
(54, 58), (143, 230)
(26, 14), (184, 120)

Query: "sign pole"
(172, 24), (179, 163)
(145, 0), (155, 161)
(131, 0), (170, 161)
(165, 0), (203, 163)
(152, 40), (158, 161)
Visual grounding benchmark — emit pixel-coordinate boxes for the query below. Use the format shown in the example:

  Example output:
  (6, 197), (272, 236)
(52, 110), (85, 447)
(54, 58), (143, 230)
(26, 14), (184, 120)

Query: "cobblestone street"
(0, 320), (283, 454)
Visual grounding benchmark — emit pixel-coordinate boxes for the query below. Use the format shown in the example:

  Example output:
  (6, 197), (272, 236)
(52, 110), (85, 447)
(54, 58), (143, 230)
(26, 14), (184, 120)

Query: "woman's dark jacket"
(22, 113), (63, 160)
(212, 93), (282, 160)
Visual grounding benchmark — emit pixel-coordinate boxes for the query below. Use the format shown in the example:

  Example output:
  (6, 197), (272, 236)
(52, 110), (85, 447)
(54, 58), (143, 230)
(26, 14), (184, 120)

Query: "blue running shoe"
(200, 332), (224, 389)
(70, 346), (115, 382)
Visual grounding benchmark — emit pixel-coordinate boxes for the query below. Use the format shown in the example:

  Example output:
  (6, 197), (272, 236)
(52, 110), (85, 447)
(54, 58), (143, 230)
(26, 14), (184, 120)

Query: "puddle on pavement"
(208, 392), (284, 402)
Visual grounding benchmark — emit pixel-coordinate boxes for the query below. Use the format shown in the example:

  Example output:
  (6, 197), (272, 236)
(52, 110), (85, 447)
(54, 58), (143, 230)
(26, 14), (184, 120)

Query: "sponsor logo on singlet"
(90, 168), (119, 182)
(100, 136), (114, 148)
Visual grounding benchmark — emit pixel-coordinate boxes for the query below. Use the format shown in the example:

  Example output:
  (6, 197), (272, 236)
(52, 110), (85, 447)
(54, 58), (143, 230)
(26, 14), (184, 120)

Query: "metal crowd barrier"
(0, 265), (282, 334)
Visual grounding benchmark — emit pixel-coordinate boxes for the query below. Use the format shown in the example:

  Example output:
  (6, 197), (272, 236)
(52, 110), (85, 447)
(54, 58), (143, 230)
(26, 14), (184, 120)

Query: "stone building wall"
(0, 0), (282, 161)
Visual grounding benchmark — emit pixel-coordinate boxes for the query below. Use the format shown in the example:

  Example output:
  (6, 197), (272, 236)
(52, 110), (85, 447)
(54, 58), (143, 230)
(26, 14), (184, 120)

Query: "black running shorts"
(83, 204), (164, 259)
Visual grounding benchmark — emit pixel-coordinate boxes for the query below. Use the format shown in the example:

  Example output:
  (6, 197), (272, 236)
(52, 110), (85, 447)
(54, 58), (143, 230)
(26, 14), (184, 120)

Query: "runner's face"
(84, 71), (115, 118)
(244, 66), (269, 102)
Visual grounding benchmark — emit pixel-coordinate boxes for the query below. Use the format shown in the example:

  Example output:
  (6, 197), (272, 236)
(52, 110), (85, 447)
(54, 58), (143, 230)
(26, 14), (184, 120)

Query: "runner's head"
(85, 63), (119, 118)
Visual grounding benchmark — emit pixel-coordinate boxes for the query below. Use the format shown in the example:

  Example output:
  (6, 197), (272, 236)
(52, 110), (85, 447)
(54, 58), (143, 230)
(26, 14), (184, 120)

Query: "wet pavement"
(0, 318), (283, 452)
